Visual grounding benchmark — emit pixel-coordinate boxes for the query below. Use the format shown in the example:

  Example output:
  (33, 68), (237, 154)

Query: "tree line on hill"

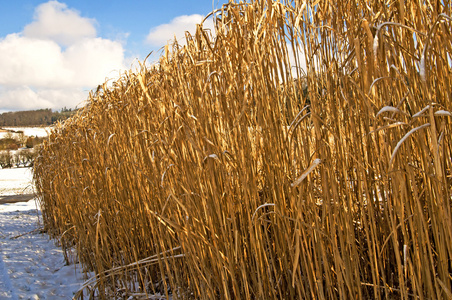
(0, 108), (77, 126)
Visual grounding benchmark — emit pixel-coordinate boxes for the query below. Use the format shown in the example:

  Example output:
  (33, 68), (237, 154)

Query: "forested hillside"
(0, 108), (77, 126)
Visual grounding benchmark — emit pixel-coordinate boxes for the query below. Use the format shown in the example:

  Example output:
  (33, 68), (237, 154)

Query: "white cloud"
(0, 34), (125, 88)
(0, 34), (71, 88)
(23, 1), (96, 47)
(0, 1), (127, 112)
(63, 38), (126, 85)
(146, 14), (214, 47)
(0, 85), (88, 112)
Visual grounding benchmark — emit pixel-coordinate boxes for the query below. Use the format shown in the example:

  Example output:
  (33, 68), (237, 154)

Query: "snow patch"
(0, 127), (51, 138)
(0, 167), (34, 196)
(0, 167), (88, 298)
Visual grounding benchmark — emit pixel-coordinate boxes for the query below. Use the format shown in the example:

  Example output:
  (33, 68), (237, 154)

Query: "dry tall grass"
(34, 0), (452, 299)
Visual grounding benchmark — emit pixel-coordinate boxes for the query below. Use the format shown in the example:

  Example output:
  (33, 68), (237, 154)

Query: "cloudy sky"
(0, 0), (227, 113)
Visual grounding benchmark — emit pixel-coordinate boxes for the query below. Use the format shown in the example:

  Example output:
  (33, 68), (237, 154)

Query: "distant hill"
(0, 108), (77, 126)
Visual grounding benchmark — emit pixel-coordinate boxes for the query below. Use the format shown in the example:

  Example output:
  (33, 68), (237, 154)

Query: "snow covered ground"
(0, 167), (173, 299)
(0, 167), (88, 299)
(0, 127), (51, 138)
(0, 168), (34, 196)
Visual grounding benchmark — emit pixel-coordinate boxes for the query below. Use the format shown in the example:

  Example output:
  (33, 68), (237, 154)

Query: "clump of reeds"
(34, 0), (452, 299)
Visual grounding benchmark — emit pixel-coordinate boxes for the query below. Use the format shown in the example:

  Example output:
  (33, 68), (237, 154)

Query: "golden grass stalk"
(34, 0), (452, 299)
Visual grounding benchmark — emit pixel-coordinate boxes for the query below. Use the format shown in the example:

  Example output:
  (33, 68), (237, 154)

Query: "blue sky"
(0, 0), (229, 113)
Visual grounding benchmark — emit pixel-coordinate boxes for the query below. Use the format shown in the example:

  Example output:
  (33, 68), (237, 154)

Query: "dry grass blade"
(291, 158), (321, 188)
(389, 123), (431, 168)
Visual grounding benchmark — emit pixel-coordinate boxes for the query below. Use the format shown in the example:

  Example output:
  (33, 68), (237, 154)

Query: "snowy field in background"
(0, 127), (51, 138)
(0, 167), (88, 299)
